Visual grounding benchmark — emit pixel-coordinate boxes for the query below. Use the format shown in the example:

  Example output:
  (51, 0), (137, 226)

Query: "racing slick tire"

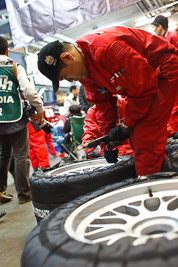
(22, 172), (178, 267)
(30, 156), (136, 223)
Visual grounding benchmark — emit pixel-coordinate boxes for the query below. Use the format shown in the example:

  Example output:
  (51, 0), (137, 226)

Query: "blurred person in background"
(79, 84), (93, 113)
(82, 97), (133, 159)
(151, 15), (178, 48)
(0, 36), (43, 204)
(44, 131), (57, 158)
(58, 105), (82, 157)
(64, 85), (80, 116)
(28, 121), (50, 173)
(43, 110), (57, 158)
(152, 15), (178, 135)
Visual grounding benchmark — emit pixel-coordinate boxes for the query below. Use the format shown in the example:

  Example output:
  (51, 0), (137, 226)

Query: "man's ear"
(158, 24), (164, 31)
(60, 52), (74, 63)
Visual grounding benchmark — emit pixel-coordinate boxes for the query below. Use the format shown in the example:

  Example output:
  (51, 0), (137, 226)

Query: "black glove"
(171, 132), (178, 139)
(104, 148), (118, 163)
(87, 151), (101, 159)
(108, 124), (132, 144)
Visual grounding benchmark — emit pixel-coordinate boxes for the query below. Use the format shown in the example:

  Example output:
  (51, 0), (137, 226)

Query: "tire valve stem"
(148, 189), (153, 197)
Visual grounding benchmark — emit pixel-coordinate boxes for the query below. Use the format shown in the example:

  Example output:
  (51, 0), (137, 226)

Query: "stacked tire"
(30, 156), (136, 223)
(22, 137), (178, 266)
(22, 172), (178, 267)
(30, 135), (178, 223)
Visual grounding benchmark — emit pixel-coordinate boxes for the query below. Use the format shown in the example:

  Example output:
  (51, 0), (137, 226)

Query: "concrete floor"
(0, 155), (62, 267)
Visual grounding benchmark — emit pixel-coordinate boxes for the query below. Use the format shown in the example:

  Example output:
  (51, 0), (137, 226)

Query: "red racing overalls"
(76, 26), (178, 175)
(82, 98), (133, 156)
(28, 122), (50, 169)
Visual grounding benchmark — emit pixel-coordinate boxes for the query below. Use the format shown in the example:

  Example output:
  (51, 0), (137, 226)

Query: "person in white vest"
(64, 85), (80, 116)
(0, 36), (44, 204)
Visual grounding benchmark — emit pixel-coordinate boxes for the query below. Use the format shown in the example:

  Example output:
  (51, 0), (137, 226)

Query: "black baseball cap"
(38, 40), (63, 93)
(151, 15), (168, 30)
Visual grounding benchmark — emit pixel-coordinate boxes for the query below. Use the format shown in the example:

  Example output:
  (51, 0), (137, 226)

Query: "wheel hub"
(132, 217), (176, 235)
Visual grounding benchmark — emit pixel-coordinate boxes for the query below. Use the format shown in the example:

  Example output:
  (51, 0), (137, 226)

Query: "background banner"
(5, 0), (138, 48)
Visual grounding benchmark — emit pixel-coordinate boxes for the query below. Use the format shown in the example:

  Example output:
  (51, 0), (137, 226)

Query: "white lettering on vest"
(0, 77), (13, 91)
(0, 96), (14, 103)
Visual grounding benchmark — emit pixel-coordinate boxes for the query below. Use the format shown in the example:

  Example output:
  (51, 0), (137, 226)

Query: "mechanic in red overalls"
(28, 122), (50, 171)
(43, 109), (57, 158)
(37, 26), (178, 176)
(151, 15), (178, 48)
(152, 15), (178, 134)
(82, 97), (133, 159)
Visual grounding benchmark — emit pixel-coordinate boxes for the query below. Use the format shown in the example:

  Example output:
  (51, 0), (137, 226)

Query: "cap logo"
(45, 55), (55, 65)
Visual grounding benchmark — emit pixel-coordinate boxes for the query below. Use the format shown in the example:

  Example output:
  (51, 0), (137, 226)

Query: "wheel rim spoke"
(65, 179), (178, 246)
(48, 159), (110, 176)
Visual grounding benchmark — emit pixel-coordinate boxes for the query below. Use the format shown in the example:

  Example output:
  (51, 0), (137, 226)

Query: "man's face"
(73, 86), (80, 97)
(152, 24), (162, 36)
(58, 59), (88, 83)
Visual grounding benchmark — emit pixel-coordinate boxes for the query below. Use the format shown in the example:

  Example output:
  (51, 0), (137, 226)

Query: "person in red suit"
(151, 15), (178, 48)
(44, 132), (57, 157)
(28, 122), (50, 171)
(82, 97), (133, 159)
(43, 110), (57, 158)
(38, 26), (178, 176)
(152, 15), (178, 135)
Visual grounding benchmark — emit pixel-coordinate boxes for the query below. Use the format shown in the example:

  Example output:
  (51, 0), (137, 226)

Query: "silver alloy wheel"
(65, 178), (178, 246)
(48, 158), (112, 176)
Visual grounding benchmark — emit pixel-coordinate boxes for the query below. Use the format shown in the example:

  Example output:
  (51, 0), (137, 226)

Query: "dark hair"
(0, 36), (8, 55)
(70, 85), (78, 93)
(69, 105), (82, 116)
(152, 15), (168, 30)
(58, 42), (73, 73)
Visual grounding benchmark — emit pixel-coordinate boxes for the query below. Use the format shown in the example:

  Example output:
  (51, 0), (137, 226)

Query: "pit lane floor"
(0, 155), (67, 267)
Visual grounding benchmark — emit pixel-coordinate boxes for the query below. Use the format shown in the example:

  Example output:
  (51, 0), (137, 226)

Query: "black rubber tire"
(31, 135), (178, 224)
(30, 156), (136, 223)
(162, 136), (178, 172)
(165, 136), (178, 155)
(22, 173), (178, 267)
(162, 150), (178, 172)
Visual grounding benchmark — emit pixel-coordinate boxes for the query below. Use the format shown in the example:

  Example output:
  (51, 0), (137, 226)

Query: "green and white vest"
(0, 64), (23, 122)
